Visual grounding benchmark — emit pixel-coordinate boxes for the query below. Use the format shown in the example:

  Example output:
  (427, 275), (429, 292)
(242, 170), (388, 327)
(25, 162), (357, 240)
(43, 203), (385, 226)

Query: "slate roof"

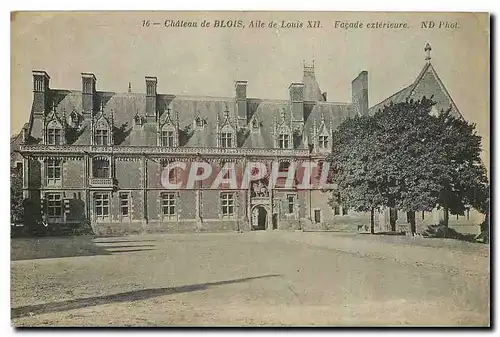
(28, 77), (354, 148)
(368, 62), (463, 119)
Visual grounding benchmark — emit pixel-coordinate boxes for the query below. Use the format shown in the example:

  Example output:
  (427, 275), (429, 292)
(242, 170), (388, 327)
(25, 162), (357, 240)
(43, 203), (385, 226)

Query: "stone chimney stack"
(235, 80), (248, 125)
(82, 73), (97, 116)
(145, 76), (157, 122)
(352, 71), (368, 116)
(32, 70), (50, 115)
(289, 82), (304, 124)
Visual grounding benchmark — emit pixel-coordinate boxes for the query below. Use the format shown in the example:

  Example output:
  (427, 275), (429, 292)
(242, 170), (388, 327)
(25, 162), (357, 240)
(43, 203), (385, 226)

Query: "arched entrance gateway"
(251, 205), (269, 230)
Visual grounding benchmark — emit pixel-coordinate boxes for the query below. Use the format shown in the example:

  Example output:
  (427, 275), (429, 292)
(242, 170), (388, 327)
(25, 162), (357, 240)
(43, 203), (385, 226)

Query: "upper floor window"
(318, 135), (329, 149)
(162, 130), (175, 147)
(47, 127), (63, 145)
(278, 133), (290, 149)
(46, 159), (62, 185)
(221, 132), (232, 148)
(93, 158), (110, 178)
(95, 129), (109, 146)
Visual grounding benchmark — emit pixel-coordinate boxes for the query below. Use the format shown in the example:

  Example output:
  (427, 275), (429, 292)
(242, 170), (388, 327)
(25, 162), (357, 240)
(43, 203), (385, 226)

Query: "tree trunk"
(370, 208), (375, 234)
(443, 207), (449, 227)
(407, 211), (416, 236)
(389, 207), (397, 232)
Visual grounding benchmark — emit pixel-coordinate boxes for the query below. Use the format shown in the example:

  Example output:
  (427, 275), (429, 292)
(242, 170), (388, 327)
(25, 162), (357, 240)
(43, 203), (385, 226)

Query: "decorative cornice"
(19, 144), (311, 158)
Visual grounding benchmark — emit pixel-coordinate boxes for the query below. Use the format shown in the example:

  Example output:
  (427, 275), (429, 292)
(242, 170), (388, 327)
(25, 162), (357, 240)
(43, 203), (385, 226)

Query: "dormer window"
(278, 133), (290, 149)
(318, 135), (329, 149)
(162, 130), (175, 147)
(160, 122), (177, 147)
(46, 120), (63, 145)
(221, 132), (232, 148)
(95, 129), (109, 146)
(47, 127), (63, 145)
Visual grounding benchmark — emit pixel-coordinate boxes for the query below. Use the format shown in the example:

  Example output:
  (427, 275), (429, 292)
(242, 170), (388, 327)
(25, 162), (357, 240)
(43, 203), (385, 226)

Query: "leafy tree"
(10, 166), (24, 223)
(328, 96), (488, 234)
(328, 115), (385, 233)
(370, 97), (443, 234)
(430, 110), (489, 226)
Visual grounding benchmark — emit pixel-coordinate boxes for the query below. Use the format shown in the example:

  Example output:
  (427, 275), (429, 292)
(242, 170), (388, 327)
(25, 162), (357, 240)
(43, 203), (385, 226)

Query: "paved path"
(11, 232), (490, 326)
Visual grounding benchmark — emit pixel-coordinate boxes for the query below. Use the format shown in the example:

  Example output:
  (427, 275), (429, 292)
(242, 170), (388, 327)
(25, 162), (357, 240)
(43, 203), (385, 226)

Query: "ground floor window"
(314, 209), (321, 223)
(94, 193), (110, 218)
(286, 194), (295, 214)
(46, 193), (63, 218)
(161, 192), (176, 216)
(119, 192), (130, 217)
(221, 192), (235, 216)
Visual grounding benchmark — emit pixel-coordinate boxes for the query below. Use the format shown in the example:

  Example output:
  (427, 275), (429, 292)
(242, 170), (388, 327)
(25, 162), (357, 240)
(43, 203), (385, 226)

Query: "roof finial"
(128, 82), (132, 93)
(52, 100), (56, 112)
(99, 100), (104, 112)
(425, 43), (432, 63)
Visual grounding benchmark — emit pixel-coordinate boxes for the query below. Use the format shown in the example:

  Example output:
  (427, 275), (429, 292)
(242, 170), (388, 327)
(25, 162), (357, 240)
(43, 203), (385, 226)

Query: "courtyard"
(11, 231), (490, 327)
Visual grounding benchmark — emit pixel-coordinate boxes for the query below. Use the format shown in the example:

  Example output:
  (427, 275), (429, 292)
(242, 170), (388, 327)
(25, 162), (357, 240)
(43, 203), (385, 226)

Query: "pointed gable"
(369, 48), (463, 119)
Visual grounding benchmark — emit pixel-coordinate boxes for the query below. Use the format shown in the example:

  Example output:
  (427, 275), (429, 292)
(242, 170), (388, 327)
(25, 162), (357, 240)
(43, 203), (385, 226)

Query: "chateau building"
(17, 45), (482, 235)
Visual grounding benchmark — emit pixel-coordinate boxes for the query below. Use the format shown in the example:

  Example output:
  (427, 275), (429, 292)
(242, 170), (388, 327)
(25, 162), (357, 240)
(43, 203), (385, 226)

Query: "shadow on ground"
(11, 237), (157, 261)
(11, 275), (281, 319)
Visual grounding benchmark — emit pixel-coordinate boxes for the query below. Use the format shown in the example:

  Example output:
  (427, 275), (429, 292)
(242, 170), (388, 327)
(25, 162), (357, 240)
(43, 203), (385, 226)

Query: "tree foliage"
(10, 166), (24, 223)
(328, 97), (489, 233)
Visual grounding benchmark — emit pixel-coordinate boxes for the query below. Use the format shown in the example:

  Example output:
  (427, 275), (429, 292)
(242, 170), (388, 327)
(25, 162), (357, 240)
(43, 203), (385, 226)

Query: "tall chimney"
(145, 76), (157, 122)
(352, 71), (368, 116)
(82, 73), (97, 115)
(32, 70), (50, 114)
(289, 82), (304, 124)
(235, 80), (247, 125)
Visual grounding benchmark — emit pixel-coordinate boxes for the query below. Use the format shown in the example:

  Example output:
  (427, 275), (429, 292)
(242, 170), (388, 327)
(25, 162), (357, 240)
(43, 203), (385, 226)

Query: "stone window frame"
(92, 158), (111, 179)
(94, 129), (109, 146)
(93, 192), (111, 222)
(46, 158), (62, 186)
(46, 120), (64, 145)
(46, 192), (63, 220)
(278, 133), (290, 149)
(286, 194), (296, 214)
(313, 208), (322, 224)
(220, 132), (233, 148)
(318, 135), (329, 149)
(159, 191), (178, 221)
(119, 191), (132, 221)
(220, 192), (236, 219)
(161, 130), (175, 147)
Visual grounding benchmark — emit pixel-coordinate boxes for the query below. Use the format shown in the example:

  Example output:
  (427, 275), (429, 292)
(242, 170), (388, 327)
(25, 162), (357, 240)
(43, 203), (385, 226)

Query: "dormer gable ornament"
(134, 111), (144, 127)
(44, 100), (66, 145)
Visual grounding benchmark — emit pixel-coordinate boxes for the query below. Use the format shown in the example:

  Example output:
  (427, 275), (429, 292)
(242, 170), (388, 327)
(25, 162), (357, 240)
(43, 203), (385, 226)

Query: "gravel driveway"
(11, 232), (490, 326)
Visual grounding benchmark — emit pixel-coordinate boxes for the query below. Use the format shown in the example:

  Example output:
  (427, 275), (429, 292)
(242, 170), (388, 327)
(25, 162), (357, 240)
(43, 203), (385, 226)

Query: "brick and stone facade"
(17, 46), (483, 235)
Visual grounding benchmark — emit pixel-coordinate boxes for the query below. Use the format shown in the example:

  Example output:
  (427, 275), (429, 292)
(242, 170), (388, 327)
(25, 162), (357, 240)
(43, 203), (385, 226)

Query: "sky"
(11, 11), (489, 166)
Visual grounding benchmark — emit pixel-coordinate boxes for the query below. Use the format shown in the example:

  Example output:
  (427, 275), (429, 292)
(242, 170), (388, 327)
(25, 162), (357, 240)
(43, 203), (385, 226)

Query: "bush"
(421, 222), (477, 242)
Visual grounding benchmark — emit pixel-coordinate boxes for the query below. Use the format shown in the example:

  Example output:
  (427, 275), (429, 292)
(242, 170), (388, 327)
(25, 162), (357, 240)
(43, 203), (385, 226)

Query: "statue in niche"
(252, 180), (269, 197)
